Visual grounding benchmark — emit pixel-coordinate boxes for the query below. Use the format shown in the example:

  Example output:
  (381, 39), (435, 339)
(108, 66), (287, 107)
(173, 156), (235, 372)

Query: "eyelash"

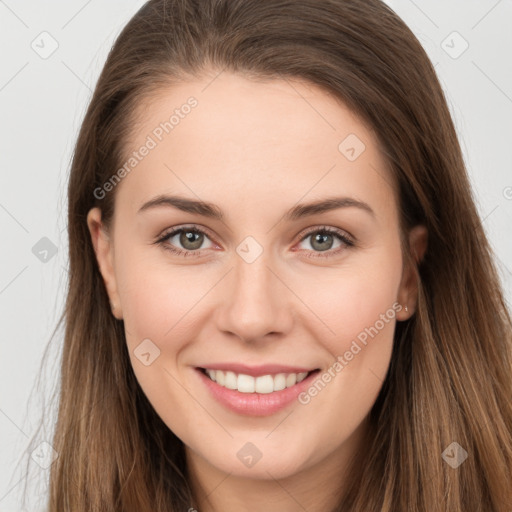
(154, 224), (355, 259)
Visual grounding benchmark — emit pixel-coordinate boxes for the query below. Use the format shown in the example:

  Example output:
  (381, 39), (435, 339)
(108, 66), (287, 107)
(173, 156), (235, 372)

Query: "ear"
(86, 207), (123, 320)
(396, 224), (428, 321)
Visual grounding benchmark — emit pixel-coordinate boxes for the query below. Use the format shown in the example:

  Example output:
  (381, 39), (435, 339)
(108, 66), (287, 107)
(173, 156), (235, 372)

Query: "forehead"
(115, 71), (397, 223)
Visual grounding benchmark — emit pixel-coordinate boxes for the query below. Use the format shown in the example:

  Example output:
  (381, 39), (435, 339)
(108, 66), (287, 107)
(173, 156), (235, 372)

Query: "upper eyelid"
(158, 224), (217, 243)
(300, 225), (353, 240)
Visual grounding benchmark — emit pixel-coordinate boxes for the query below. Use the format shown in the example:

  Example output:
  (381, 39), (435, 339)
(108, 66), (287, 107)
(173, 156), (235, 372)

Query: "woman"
(39, 0), (512, 510)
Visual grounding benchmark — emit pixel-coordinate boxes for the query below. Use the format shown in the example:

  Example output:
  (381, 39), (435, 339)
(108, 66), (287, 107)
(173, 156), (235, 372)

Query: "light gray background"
(0, 1), (511, 510)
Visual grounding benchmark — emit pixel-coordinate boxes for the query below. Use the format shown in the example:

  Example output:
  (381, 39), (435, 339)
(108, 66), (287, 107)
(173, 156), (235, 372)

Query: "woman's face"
(88, 72), (426, 483)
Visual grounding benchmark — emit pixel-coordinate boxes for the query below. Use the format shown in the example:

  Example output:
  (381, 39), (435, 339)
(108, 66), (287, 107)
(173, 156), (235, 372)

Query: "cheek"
(115, 251), (204, 419)
(304, 246), (403, 374)
(115, 247), (206, 342)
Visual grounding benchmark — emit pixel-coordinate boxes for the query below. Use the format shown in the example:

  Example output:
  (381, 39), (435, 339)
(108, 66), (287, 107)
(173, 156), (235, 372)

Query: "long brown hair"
(26, 0), (512, 510)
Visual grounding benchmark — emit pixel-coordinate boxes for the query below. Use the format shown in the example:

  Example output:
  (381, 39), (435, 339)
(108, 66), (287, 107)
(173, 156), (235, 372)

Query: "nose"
(214, 251), (293, 344)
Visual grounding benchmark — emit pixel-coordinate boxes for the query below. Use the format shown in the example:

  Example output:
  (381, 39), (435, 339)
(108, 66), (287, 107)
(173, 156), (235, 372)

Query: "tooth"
(255, 375), (274, 394)
(205, 368), (310, 392)
(224, 371), (237, 389)
(285, 373), (297, 387)
(237, 374), (255, 393)
(296, 372), (308, 383)
(273, 373), (287, 391)
(215, 370), (225, 386)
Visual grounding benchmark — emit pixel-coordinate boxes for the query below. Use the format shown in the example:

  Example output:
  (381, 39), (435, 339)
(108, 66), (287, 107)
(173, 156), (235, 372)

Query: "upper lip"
(197, 363), (319, 377)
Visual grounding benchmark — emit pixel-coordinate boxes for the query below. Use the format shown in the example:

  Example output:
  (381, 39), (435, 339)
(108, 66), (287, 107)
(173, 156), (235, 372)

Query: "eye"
(294, 226), (354, 258)
(154, 224), (355, 258)
(155, 225), (216, 257)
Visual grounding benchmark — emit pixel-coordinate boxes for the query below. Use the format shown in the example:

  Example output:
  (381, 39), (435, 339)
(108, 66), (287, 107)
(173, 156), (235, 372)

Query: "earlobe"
(396, 225), (428, 321)
(86, 207), (123, 319)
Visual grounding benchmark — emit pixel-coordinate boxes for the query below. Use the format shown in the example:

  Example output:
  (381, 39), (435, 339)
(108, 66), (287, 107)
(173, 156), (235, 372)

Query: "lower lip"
(195, 367), (320, 417)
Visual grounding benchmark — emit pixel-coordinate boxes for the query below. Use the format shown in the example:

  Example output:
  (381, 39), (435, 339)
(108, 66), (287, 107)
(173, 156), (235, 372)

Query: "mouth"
(195, 366), (322, 416)
(197, 367), (320, 394)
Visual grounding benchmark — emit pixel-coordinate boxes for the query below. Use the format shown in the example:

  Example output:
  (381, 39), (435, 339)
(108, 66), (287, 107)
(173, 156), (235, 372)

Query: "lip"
(195, 367), (321, 417)
(196, 362), (317, 377)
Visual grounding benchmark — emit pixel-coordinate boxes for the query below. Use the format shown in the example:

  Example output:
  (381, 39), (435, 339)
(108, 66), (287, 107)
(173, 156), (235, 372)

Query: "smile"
(201, 368), (312, 393)
(195, 367), (321, 416)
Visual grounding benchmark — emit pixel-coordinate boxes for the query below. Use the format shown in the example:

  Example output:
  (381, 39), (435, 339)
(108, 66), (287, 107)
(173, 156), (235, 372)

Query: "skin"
(87, 71), (427, 512)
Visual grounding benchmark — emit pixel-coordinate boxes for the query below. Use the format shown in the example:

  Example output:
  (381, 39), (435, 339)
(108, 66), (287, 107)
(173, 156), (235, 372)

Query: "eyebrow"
(137, 194), (375, 221)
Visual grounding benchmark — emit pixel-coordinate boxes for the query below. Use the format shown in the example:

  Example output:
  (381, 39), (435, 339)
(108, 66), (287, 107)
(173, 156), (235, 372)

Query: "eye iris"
(311, 232), (333, 251)
(180, 230), (203, 250)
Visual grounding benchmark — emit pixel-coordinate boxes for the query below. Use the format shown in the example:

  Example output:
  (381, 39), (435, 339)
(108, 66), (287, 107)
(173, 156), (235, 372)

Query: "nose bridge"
(216, 247), (291, 342)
